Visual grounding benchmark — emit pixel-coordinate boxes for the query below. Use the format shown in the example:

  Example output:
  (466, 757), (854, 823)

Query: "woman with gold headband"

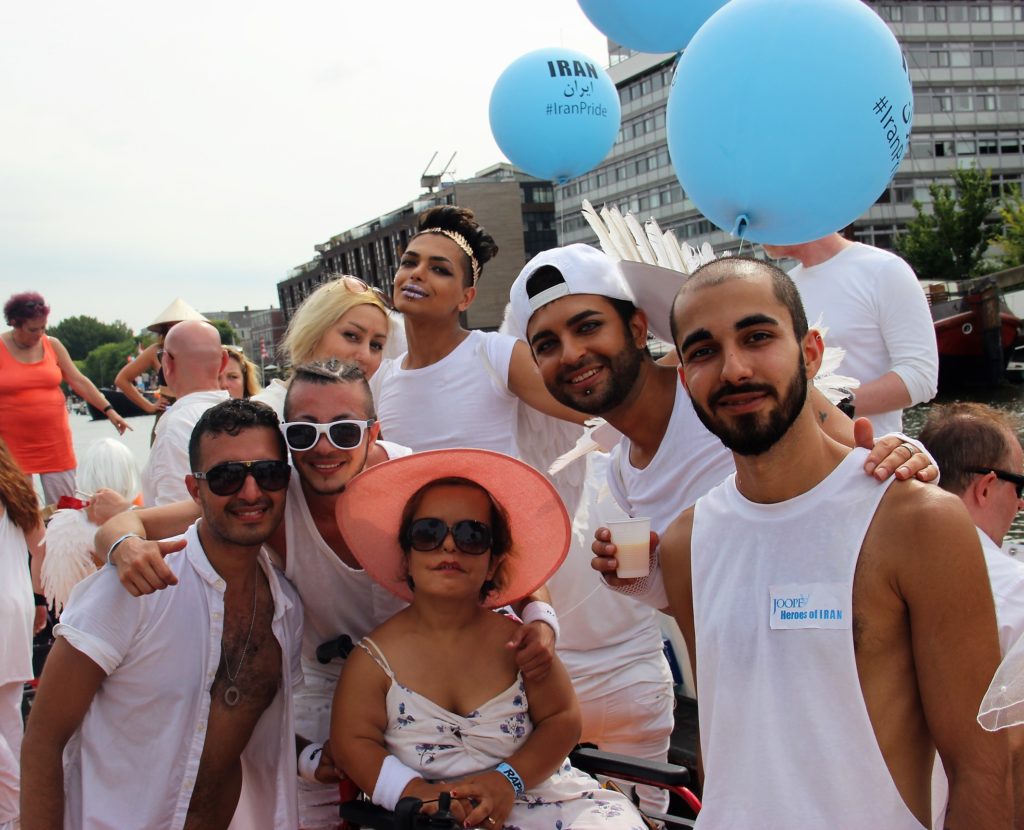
(373, 206), (585, 455)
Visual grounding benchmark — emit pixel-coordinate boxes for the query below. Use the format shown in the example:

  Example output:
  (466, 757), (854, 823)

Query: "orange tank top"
(0, 336), (76, 474)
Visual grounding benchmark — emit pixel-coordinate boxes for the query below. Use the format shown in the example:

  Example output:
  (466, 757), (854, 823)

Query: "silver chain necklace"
(221, 578), (258, 707)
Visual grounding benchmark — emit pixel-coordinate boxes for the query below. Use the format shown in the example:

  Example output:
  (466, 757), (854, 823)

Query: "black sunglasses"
(279, 419), (374, 452)
(407, 518), (493, 556)
(967, 467), (1024, 499)
(192, 459), (291, 496)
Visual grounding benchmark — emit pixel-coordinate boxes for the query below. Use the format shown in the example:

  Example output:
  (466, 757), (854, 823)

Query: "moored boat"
(925, 278), (1024, 389)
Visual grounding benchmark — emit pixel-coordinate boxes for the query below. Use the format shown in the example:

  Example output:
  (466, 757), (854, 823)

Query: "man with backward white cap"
(506, 243), (936, 608)
(502, 244), (936, 814)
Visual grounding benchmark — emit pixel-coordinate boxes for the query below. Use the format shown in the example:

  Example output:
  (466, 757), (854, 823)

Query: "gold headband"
(418, 228), (481, 284)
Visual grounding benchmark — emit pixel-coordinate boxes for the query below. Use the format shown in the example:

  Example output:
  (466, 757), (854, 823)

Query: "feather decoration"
(582, 200), (619, 262)
(809, 315), (860, 405)
(548, 419), (624, 476)
(41, 509), (100, 615)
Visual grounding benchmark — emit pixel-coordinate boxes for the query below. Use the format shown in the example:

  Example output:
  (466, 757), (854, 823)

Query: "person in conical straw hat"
(115, 299), (209, 427)
(332, 449), (649, 830)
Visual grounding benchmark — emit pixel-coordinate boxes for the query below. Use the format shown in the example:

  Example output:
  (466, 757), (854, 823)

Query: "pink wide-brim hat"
(337, 449), (570, 609)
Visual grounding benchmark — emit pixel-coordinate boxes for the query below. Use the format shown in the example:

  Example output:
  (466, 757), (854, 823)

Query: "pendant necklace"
(221, 578), (258, 707)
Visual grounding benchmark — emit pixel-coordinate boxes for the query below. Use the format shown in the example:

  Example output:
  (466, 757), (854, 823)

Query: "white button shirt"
(55, 522), (304, 830)
(142, 389), (230, 506)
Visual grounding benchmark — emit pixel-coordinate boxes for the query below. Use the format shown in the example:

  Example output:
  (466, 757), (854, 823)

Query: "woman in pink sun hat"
(332, 449), (647, 830)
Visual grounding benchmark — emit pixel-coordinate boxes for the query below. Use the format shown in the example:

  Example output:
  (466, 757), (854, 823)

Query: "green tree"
(81, 338), (139, 388)
(994, 185), (1024, 269)
(48, 315), (133, 361)
(894, 166), (998, 281)
(208, 319), (238, 346)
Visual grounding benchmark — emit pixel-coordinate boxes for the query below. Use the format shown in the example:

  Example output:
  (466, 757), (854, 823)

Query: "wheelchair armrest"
(339, 798), (398, 829)
(569, 746), (691, 788)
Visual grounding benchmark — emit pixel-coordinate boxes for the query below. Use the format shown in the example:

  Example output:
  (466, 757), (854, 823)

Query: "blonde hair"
(225, 347), (262, 397)
(280, 276), (390, 368)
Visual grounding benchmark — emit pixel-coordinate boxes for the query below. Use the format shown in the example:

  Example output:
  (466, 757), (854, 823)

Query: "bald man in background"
(142, 320), (229, 505)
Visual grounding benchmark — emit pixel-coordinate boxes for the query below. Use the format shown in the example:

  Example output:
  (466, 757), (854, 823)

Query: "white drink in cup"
(607, 517), (651, 579)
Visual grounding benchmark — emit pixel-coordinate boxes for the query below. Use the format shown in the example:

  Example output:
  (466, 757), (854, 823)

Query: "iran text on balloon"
(545, 102), (610, 118)
(546, 59), (600, 80)
(873, 96), (913, 178)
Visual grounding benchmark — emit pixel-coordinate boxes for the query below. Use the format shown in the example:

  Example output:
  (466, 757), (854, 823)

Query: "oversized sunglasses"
(280, 419), (375, 452)
(191, 459), (291, 496)
(337, 275), (393, 310)
(967, 467), (1024, 499)
(407, 518), (493, 556)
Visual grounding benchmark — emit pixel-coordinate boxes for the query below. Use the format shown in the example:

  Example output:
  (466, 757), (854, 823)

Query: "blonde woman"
(253, 276), (395, 419)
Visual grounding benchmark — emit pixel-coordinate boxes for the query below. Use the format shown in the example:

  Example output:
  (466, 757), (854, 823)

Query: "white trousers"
(0, 681), (24, 825)
(577, 675), (676, 817)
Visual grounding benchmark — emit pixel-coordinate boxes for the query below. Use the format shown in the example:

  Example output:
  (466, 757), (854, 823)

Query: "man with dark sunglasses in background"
(918, 402), (1024, 827)
(22, 399), (304, 829)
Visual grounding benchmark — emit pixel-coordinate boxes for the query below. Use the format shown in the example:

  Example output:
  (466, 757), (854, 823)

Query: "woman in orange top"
(0, 292), (130, 504)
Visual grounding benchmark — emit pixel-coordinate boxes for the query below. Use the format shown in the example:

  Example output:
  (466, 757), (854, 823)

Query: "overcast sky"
(1, 1), (608, 331)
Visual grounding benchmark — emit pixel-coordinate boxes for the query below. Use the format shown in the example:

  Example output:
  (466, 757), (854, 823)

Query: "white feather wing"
(41, 510), (99, 615)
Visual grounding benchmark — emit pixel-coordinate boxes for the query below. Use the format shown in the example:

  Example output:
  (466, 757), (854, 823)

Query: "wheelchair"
(334, 745), (700, 829)
(316, 633), (702, 829)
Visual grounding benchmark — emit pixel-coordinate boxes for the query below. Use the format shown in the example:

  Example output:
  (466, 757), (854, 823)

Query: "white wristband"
(521, 601), (560, 642)
(106, 532), (142, 567)
(297, 742), (323, 783)
(372, 754), (420, 810)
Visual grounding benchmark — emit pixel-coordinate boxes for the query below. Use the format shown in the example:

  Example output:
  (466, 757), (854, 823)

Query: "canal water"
(69, 385), (1024, 542)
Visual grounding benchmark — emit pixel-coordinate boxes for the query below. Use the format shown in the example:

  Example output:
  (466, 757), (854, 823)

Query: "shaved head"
(163, 319), (226, 395)
(670, 257), (808, 350)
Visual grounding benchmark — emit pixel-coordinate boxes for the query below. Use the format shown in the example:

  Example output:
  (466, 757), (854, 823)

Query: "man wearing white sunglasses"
(94, 360), (559, 829)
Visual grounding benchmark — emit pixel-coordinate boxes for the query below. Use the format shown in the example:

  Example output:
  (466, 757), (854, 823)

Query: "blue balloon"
(489, 48), (621, 183)
(578, 0), (730, 54)
(666, 0), (913, 244)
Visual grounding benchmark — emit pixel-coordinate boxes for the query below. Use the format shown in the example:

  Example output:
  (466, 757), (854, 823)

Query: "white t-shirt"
(979, 528), (1024, 656)
(607, 379), (734, 536)
(251, 379), (289, 421)
(371, 330), (518, 455)
(142, 389), (230, 506)
(788, 243), (938, 435)
(548, 452), (669, 699)
(54, 523), (304, 830)
(0, 509), (33, 686)
(932, 528), (1024, 828)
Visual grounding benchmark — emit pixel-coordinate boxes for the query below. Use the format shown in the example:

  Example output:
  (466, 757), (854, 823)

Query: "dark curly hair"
(4, 292), (50, 327)
(188, 398), (286, 471)
(415, 206), (499, 287)
(397, 476), (512, 602)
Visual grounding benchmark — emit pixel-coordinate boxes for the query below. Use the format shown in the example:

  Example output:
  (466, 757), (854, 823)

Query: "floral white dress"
(360, 639), (647, 830)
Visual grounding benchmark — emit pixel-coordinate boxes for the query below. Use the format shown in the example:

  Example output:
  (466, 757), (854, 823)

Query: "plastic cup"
(607, 517), (651, 579)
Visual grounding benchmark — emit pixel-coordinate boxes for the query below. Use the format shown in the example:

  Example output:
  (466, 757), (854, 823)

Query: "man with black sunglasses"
(23, 399), (304, 829)
(919, 403), (1024, 825)
(93, 361), (560, 829)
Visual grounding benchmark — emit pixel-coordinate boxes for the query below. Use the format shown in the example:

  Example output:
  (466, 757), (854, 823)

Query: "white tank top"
(371, 330), (518, 455)
(607, 379), (733, 536)
(282, 467), (407, 681)
(691, 448), (924, 829)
